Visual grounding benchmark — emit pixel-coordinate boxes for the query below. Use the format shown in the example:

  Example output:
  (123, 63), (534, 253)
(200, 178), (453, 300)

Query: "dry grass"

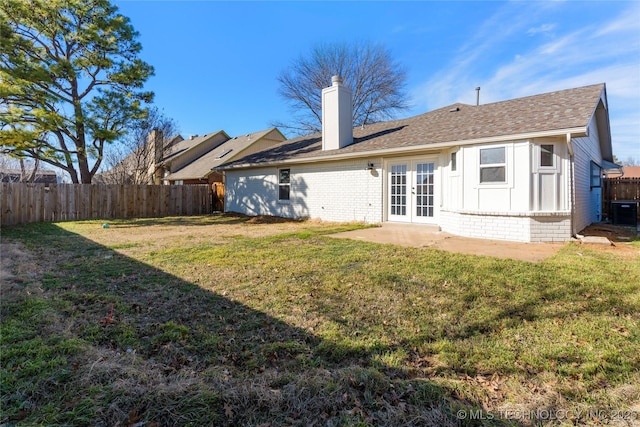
(2, 214), (639, 426)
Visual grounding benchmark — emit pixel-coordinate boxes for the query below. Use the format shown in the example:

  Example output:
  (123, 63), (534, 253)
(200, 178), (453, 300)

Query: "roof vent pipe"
(476, 87), (481, 106)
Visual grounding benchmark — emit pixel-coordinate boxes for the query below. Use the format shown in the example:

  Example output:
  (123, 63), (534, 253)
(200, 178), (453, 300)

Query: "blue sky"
(115, 1), (640, 161)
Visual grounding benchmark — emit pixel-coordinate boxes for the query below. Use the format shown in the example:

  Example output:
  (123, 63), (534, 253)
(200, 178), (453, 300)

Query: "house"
(95, 131), (184, 184)
(0, 168), (58, 184)
(163, 128), (286, 185)
(219, 77), (618, 243)
(158, 131), (230, 184)
(162, 128), (286, 210)
(620, 166), (640, 178)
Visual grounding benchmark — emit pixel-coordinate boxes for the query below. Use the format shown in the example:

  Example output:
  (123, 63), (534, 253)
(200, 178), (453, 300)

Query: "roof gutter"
(218, 126), (588, 171)
(566, 132), (577, 237)
(601, 159), (623, 176)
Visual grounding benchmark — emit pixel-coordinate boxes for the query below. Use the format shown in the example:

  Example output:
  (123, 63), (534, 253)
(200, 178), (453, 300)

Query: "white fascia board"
(220, 127), (587, 170)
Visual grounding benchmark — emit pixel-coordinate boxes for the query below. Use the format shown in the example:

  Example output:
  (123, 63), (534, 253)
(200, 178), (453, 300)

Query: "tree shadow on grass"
(0, 222), (516, 426)
(294, 244), (640, 426)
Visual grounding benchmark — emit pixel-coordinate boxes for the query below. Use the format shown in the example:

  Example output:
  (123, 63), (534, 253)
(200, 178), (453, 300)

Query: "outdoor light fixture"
(366, 162), (375, 170)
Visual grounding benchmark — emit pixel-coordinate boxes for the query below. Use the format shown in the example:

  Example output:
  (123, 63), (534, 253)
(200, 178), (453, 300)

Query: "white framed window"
(278, 168), (291, 201)
(540, 144), (554, 168)
(479, 147), (506, 183)
(450, 152), (457, 172)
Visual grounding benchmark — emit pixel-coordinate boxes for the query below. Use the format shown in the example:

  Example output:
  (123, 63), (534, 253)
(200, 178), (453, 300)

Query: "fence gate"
(212, 182), (225, 212)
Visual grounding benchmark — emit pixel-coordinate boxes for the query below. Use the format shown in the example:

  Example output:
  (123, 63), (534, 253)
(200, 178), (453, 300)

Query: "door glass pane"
(390, 164), (407, 216)
(415, 162), (434, 217)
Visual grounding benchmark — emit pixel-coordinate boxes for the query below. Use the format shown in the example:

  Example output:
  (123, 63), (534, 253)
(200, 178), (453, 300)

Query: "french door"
(388, 159), (437, 223)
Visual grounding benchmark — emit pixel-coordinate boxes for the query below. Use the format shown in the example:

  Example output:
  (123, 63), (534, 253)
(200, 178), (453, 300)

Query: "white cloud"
(537, 31), (581, 55)
(527, 23), (556, 36)
(410, 2), (640, 160)
(595, 2), (640, 36)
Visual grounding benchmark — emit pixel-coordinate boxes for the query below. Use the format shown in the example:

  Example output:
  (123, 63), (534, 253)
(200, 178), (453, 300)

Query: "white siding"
(225, 159), (383, 223)
(440, 139), (573, 241)
(530, 138), (570, 212)
(572, 118), (604, 234)
(443, 148), (463, 211)
(458, 141), (531, 213)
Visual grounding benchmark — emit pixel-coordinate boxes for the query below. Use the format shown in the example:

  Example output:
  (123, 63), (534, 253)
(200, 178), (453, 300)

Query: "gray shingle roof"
(160, 131), (228, 165)
(222, 83), (605, 168)
(164, 128), (283, 180)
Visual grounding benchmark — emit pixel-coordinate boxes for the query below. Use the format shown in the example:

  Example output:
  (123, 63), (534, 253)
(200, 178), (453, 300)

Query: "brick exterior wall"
(440, 210), (571, 242)
(529, 215), (573, 242)
(290, 159), (383, 223)
(225, 158), (383, 223)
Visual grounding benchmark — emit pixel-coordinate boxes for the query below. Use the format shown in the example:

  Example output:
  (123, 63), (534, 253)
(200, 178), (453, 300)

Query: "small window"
(278, 168), (290, 201)
(479, 147), (506, 183)
(540, 144), (554, 167)
(590, 161), (601, 188)
(451, 152), (457, 172)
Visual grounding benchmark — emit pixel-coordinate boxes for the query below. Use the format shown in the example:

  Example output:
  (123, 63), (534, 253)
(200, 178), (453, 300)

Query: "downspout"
(566, 133), (576, 237)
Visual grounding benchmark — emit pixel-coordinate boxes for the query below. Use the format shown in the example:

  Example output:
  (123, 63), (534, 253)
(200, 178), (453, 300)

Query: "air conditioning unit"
(611, 201), (638, 227)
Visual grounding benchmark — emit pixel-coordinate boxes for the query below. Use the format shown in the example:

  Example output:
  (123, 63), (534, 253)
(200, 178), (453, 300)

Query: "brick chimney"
(322, 76), (353, 151)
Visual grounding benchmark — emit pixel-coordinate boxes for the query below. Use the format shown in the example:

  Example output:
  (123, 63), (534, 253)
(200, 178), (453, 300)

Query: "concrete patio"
(329, 223), (567, 262)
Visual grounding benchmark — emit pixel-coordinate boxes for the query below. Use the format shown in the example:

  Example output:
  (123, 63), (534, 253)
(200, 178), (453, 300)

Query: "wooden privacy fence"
(603, 177), (640, 221)
(0, 183), (213, 227)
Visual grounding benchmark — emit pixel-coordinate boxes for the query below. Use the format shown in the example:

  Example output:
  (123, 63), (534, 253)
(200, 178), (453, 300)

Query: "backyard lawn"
(1, 214), (639, 426)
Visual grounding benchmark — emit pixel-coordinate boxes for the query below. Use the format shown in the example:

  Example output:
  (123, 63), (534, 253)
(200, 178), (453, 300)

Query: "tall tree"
(276, 42), (409, 135)
(0, 0), (154, 183)
(100, 107), (179, 184)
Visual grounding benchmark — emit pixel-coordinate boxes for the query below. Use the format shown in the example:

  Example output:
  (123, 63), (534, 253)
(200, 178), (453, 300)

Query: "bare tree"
(612, 155), (639, 167)
(275, 42), (410, 135)
(0, 151), (42, 182)
(99, 107), (179, 184)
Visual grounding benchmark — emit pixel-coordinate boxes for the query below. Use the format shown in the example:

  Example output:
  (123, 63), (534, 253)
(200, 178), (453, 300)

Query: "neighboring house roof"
(165, 128), (286, 181)
(162, 135), (186, 153)
(621, 166), (640, 178)
(159, 131), (229, 165)
(220, 83), (607, 169)
(0, 168), (57, 184)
